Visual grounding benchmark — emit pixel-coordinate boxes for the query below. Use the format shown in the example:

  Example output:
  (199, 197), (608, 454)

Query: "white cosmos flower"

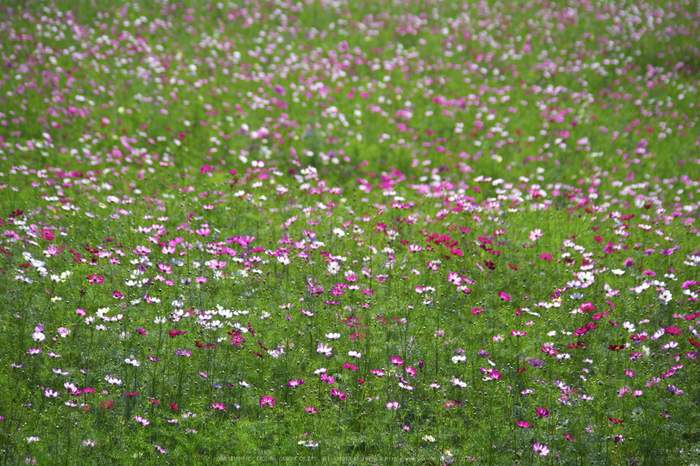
(104, 375), (122, 385)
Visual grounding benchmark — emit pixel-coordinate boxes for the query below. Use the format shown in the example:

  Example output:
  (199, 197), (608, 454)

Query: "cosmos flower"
(528, 229), (543, 242)
(86, 274), (104, 284)
(259, 396), (276, 407)
(317, 343), (333, 357)
(667, 384), (683, 395)
(386, 402), (400, 410)
(133, 416), (150, 427)
(532, 443), (549, 456)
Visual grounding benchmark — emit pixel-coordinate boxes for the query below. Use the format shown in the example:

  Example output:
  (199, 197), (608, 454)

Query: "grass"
(0, 0), (699, 464)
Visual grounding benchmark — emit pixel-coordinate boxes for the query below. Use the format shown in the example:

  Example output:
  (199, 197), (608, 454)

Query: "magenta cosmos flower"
(87, 274), (104, 284)
(259, 396), (276, 407)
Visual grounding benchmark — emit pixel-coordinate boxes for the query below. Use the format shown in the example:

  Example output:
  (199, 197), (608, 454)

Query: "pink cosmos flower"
(259, 396), (276, 407)
(533, 443), (549, 456)
(667, 384), (683, 395)
(330, 388), (347, 400)
(317, 343), (333, 357)
(528, 229), (543, 242)
(87, 274), (104, 284)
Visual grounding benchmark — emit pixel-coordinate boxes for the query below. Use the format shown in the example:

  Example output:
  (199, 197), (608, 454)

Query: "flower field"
(0, 0), (699, 464)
